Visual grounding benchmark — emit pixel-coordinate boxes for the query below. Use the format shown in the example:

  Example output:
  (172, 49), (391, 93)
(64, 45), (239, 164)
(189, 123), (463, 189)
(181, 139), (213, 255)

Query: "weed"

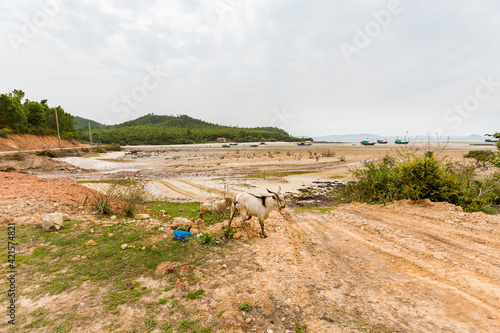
(217, 309), (226, 318)
(222, 227), (234, 239)
(144, 316), (157, 330)
(199, 233), (214, 245)
(162, 322), (172, 332)
(186, 289), (205, 300)
(294, 322), (308, 333)
(238, 301), (252, 313)
(158, 298), (167, 304)
(123, 205), (135, 218)
(178, 319), (198, 332)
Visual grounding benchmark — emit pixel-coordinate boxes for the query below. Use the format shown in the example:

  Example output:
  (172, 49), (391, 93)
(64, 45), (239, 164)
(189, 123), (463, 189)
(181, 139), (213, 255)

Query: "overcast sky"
(1, 0), (499, 137)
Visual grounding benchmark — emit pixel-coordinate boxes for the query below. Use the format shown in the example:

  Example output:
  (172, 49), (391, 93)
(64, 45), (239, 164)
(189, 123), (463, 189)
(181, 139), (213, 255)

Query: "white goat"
(229, 188), (285, 237)
(199, 197), (233, 219)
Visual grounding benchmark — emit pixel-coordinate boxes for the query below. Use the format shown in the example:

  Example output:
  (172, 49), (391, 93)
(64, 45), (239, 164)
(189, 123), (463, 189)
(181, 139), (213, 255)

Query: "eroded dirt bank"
(0, 134), (81, 152)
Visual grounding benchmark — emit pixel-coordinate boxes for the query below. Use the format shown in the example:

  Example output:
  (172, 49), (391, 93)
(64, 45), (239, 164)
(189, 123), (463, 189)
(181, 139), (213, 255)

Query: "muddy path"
(226, 200), (500, 332)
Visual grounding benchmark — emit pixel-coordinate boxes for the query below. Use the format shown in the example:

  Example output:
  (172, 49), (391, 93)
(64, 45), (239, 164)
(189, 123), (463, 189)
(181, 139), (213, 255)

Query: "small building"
(216, 137), (227, 143)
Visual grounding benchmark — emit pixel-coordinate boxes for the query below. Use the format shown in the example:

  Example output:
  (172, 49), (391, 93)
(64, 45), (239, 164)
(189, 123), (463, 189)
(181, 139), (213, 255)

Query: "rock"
(171, 217), (193, 230)
(108, 233), (114, 237)
(152, 245), (158, 250)
(85, 240), (97, 246)
(141, 246), (146, 250)
(190, 218), (206, 235)
(78, 206), (85, 210)
(209, 300), (217, 308)
(267, 329), (273, 333)
(245, 318), (252, 323)
(62, 214), (70, 221)
(40, 213), (64, 231)
(110, 215), (117, 220)
(233, 232), (242, 240)
(121, 244), (128, 250)
(218, 310), (247, 331)
(135, 213), (150, 220)
(222, 264), (227, 269)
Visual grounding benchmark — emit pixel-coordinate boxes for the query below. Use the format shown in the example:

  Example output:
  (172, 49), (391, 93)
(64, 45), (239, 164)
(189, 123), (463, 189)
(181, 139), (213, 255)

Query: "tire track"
(323, 208), (500, 315)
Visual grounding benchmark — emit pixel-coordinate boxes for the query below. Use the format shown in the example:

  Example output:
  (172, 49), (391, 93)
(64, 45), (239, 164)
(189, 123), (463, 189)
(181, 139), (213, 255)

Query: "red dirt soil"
(0, 134), (81, 152)
(0, 172), (93, 207)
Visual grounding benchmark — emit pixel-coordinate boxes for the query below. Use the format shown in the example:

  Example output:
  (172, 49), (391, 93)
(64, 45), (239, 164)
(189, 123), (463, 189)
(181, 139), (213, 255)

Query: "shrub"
(343, 152), (500, 212)
(96, 148), (105, 154)
(0, 128), (10, 138)
(110, 143), (121, 151)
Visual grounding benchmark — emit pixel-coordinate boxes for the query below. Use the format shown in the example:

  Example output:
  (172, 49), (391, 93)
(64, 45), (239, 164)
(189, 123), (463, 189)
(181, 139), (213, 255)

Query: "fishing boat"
(230, 143), (238, 146)
(485, 139), (498, 143)
(297, 141), (313, 146)
(250, 144), (258, 147)
(395, 139), (409, 144)
(360, 140), (375, 146)
(377, 139), (388, 144)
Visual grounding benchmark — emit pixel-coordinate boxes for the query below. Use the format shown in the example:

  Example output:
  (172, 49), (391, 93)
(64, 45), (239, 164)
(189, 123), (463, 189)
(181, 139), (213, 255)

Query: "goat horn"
(267, 188), (276, 195)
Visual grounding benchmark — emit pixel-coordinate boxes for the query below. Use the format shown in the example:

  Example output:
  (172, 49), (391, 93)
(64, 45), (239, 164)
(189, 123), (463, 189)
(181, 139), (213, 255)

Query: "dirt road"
(219, 200), (500, 332)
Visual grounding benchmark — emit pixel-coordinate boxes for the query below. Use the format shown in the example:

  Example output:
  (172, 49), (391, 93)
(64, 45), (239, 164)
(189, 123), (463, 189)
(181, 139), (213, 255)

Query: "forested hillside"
(79, 114), (306, 145)
(73, 116), (105, 130)
(1, 89), (306, 145)
(0, 89), (76, 140)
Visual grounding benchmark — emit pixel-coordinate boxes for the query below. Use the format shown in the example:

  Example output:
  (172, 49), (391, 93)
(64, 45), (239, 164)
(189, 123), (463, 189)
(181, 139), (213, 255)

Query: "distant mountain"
(74, 116), (106, 129)
(313, 133), (486, 142)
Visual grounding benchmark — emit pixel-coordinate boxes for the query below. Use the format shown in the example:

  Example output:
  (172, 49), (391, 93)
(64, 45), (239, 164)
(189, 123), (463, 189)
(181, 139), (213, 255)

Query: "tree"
(0, 94), (26, 129)
(8, 89), (25, 102)
(24, 101), (46, 128)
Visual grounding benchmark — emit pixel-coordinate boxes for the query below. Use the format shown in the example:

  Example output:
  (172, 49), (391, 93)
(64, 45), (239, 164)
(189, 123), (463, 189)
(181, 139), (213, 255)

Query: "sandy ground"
(1, 140), (499, 332)
(51, 140), (496, 201)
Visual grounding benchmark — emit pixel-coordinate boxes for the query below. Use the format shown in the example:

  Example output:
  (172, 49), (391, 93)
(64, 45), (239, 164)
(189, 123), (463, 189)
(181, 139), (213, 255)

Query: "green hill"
(74, 116), (106, 129)
(83, 113), (306, 145)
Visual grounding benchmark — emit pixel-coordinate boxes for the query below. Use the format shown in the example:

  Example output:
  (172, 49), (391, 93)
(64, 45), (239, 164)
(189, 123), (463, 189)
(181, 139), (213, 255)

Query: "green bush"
(0, 128), (10, 138)
(343, 152), (500, 212)
(110, 143), (121, 151)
